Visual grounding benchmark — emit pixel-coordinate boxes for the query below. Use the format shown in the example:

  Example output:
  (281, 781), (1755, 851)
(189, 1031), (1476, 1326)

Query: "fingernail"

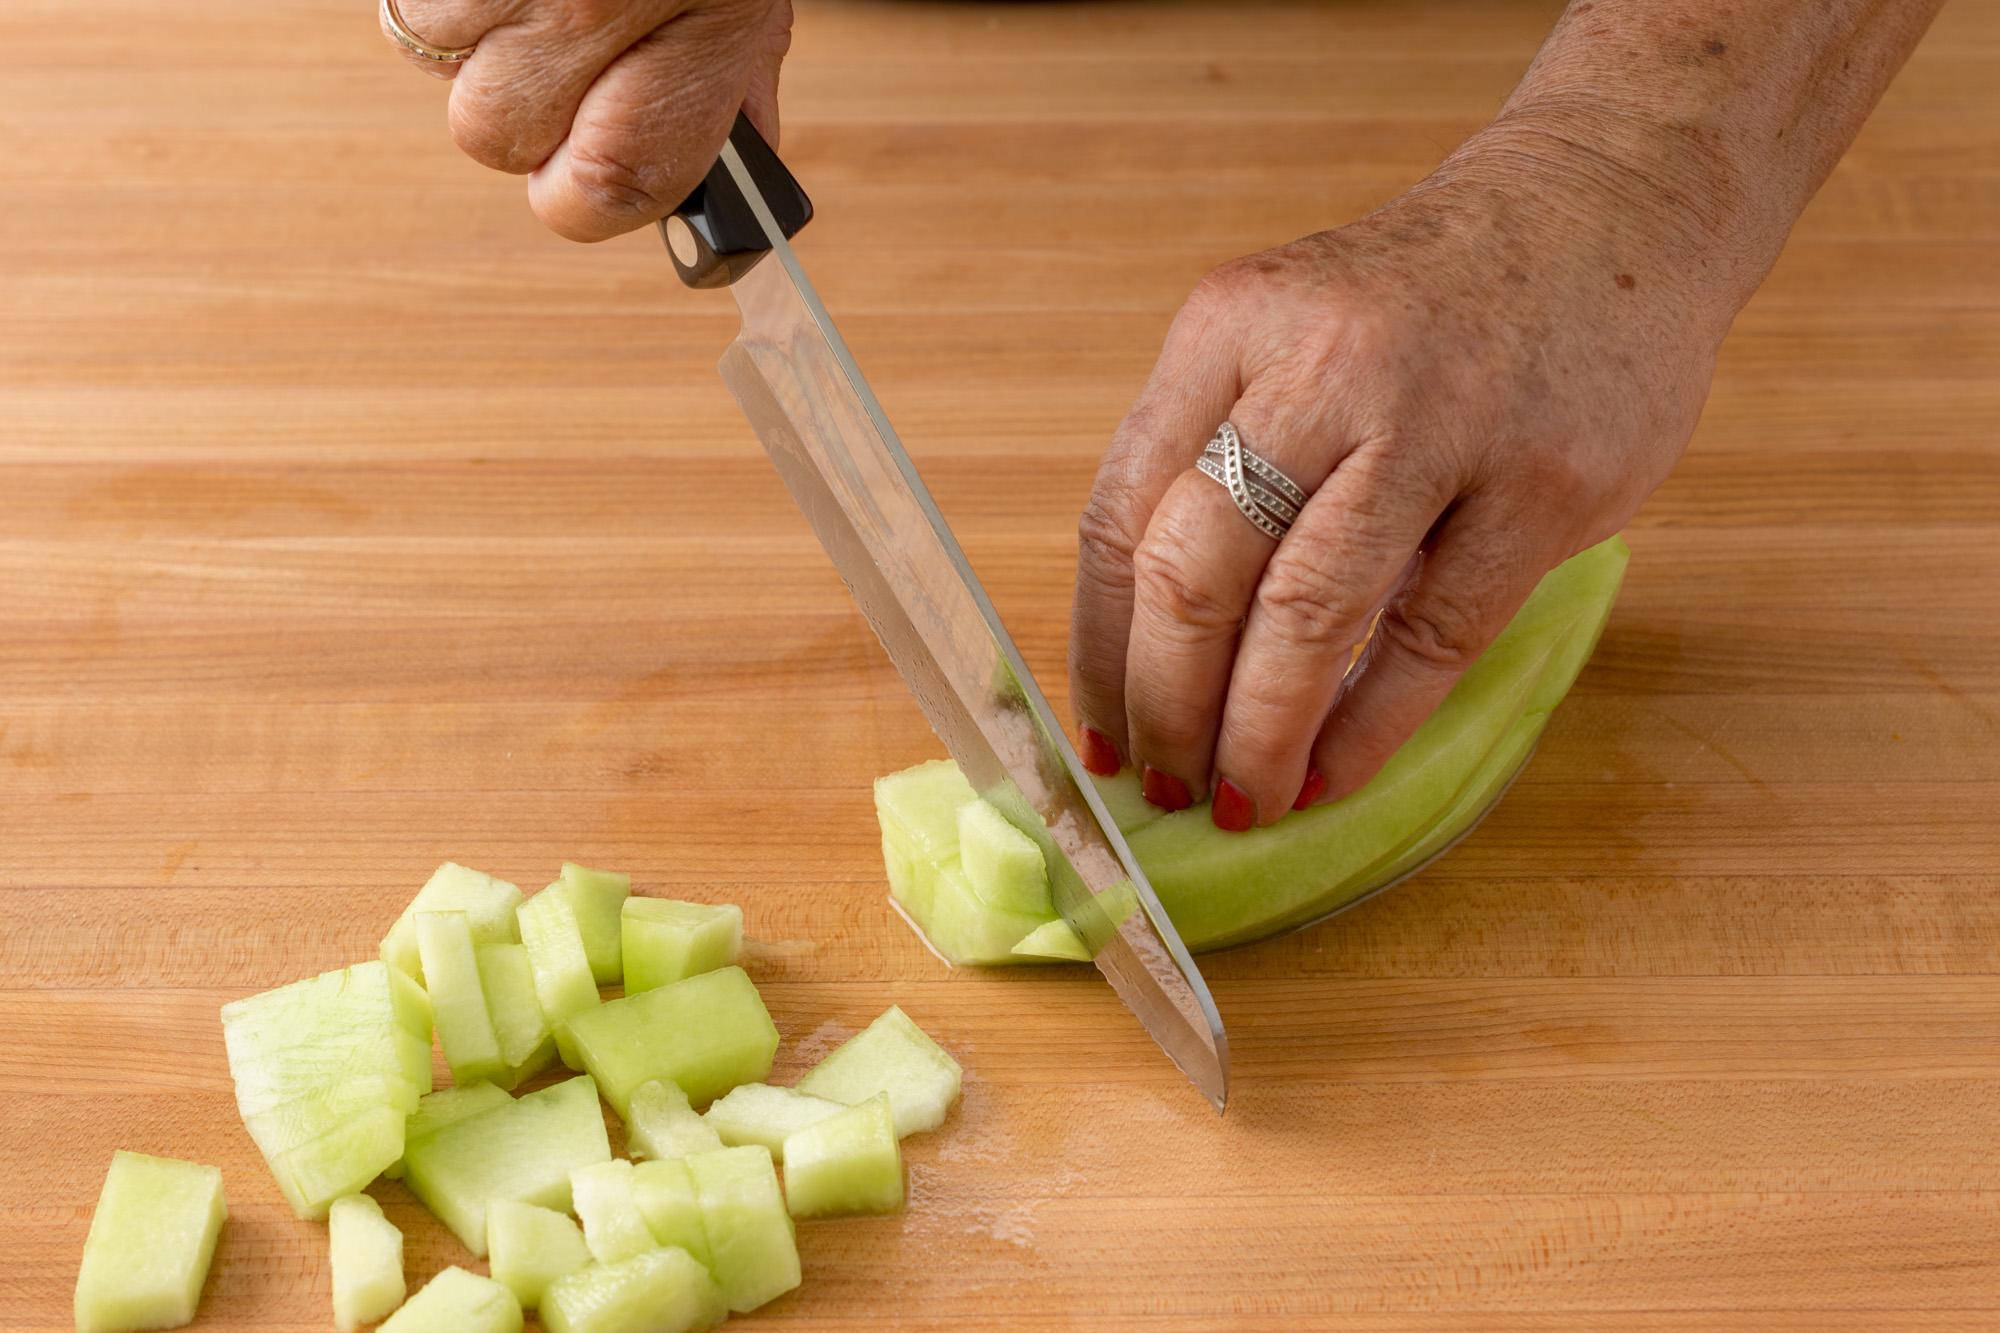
(1079, 727), (1121, 777)
(1141, 765), (1192, 812)
(1212, 779), (1255, 832)
(1293, 769), (1327, 811)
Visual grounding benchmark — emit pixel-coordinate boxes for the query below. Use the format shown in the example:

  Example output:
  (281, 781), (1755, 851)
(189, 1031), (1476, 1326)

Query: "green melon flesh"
(631, 1158), (713, 1270)
(956, 799), (1051, 914)
(796, 1006), (962, 1138)
(477, 942), (558, 1088)
(402, 1076), (612, 1256)
(417, 910), (508, 1087)
(487, 1200), (592, 1311)
(560, 966), (778, 1118)
(385, 1080), (513, 1180)
(328, 1193), (405, 1333)
(381, 863), (523, 983)
(571, 1159), (661, 1265)
(518, 886), (601, 1068)
(269, 1106), (405, 1221)
(73, 1151), (226, 1333)
(782, 1092), (903, 1218)
(624, 1079), (724, 1161)
(701, 1083), (845, 1162)
(558, 862), (633, 985)
(1009, 918), (1091, 961)
(541, 1247), (728, 1333)
(685, 1146), (801, 1313)
(379, 1266), (521, 1333)
(242, 1075), (420, 1163)
(621, 898), (743, 995)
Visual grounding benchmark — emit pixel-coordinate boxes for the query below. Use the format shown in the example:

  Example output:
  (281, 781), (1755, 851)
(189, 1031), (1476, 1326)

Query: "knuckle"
(447, 92), (526, 172)
(1132, 535), (1238, 633)
(1255, 555), (1368, 648)
(565, 137), (667, 223)
(1379, 586), (1491, 671)
(1075, 486), (1145, 574)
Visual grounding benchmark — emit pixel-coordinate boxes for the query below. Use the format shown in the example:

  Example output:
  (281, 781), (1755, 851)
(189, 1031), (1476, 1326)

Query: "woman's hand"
(380, 0), (793, 240)
(1068, 119), (1732, 830)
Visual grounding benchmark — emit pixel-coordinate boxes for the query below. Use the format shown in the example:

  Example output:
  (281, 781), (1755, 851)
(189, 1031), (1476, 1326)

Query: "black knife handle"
(660, 112), (813, 289)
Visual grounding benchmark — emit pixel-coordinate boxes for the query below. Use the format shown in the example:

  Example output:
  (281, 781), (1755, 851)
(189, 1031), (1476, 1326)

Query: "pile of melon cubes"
(73, 863), (961, 1333)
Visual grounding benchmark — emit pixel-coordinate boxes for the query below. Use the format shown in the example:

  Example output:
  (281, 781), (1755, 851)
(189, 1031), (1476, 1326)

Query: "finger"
(1120, 384), (1360, 810)
(380, 0), (509, 82)
(740, 0), (793, 143)
(1305, 493), (1569, 805)
(1206, 444), (1456, 827)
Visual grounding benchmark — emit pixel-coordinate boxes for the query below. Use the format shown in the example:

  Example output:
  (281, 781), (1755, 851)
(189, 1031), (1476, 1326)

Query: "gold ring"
(381, 0), (477, 63)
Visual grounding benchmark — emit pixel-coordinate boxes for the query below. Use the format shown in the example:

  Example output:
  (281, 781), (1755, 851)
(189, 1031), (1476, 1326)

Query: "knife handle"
(660, 112), (814, 290)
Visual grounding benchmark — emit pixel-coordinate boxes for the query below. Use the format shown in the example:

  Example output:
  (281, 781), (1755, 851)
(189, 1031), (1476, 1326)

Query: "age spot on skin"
(1615, 273), (1637, 290)
(1702, 38), (1728, 57)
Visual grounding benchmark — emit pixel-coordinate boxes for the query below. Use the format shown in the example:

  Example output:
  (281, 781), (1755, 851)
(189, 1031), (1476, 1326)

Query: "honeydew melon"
(477, 941), (559, 1088)
(781, 1093), (902, 1218)
(541, 1247), (727, 1333)
(621, 898), (743, 995)
(268, 1105), (405, 1220)
(956, 799), (1051, 914)
(378, 1266), (521, 1333)
(558, 862), (633, 985)
(796, 1006), (962, 1138)
(73, 1151), (225, 1333)
(487, 1200), (592, 1310)
(328, 1193), (405, 1332)
(242, 1075), (420, 1163)
(559, 966), (778, 1118)
(685, 1146), (801, 1313)
(381, 863), (523, 983)
(625, 1079), (724, 1161)
(416, 910), (508, 1087)
(518, 886), (601, 1068)
(701, 1083), (844, 1161)
(402, 1076), (612, 1256)
(384, 1080), (512, 1180)
(1009, 918), (1091, 962)
(571, 1160), (660, 1265)
(630, 1159), (712, 1269)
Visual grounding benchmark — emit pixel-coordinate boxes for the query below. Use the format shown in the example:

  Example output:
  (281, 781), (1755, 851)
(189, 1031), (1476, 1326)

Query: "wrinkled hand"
(1070, 127), (1726, 830)
(380, 0), (792, 240)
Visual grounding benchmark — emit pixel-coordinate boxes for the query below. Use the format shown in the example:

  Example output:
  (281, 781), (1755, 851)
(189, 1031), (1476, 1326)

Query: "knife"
(661, 114), (1229, 1110)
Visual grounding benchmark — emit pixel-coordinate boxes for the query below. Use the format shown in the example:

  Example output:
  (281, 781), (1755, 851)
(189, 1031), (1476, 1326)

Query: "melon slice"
(268, 1105), (404, 1220)
(624, 1079), (723, 1161)
(518, 886), (601, 1068)
(329, 1193), (405, 1332)
(381, 863), (523, 983)
(417, 910), (508, 1087)
(631, 1158), (712, 1269)
(402, 1076), (612, 1256)
(571, 1159), (660, 1265)
(686, 1146), (801, 1313)
(1009, 919), (1091, 962)
(73, 1151), (226, 1333)
(384, 1080), (512, 1181)
(476, 942), (558, 1088)
(379, 1266), (521, 1333)
(701, 1083), (844, 1162)
(957, 799), (1051, 914)
(541, 1247), (727, 1333)
(796, 1006), (962, 1138)
(242, 1075), (420, 1163)
(559, 966), (778, 1118)
(487, 1200), (592, 1311)
(781, 1092), (903, 1218)
(621, 898), (743, 995)
(558, 862), (633, 985)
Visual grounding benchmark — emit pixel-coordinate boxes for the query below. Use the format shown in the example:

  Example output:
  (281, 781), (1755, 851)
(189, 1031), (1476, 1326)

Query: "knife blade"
(661, 116), (1228, 1109)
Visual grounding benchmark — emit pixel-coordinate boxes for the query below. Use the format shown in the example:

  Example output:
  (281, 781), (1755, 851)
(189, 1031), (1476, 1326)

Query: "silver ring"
(1197, 421), (1308, 541)
(381, 0), (477, 63)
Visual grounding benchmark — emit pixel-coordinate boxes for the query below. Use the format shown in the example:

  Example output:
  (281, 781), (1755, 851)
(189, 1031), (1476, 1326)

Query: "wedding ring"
(381, 0), (477, 63)
(1197, 421), (1308, 541)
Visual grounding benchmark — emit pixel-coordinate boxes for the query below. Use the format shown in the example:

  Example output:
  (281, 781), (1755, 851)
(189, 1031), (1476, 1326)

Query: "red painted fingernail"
(1212, 779), (1255, 832)
(1141, 765), (1192, 812)
(1293, 769), (1327, 811)
(1078, 727), (1121, 777)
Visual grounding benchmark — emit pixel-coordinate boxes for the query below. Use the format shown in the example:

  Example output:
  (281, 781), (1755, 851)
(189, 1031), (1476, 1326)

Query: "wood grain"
(2, 0), (1996, 1327)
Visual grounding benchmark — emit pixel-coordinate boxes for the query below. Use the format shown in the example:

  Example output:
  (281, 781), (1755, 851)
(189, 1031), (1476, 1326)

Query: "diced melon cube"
(402, 1076), (612, 1256)
(541, 1247), (727, 1333)
(686, 1146), (800, 1313)
(630, 1158), (712, 1269)
(558, 862), (633, 985)
(926, 863), (1052, 963)
(267, 1105), (404, 1220)
(476, 942), (558, 1089)
(242, 1076), (420, 1162)
(73, 1151), (226, 1333)
(873, 759), (977, 863)
(222, 962), (431, 1118)
(571, 1159), (659, 1265)
(782, 1092), (903, 1218)
(880, 833), (932, 922)
(1009, 918), (1091, 961)
(385, 1080), (513, 1180)
(620, 898), (742, 995)
(701, 1083), (844, 1162)
(381, 863), (524, 982)
(623, 1079), (723, 1162)
(417, 911), (508, 1087)
(329, 1193), (405, 1332)
(518, 887), (601, 1068)
(379, 1266), (521, 1333)
(560, 967), (778, 1118)
(957, 800), (1052, 914)
(797, 1005), (961, 1138)
(487, 1200), (591, 1311)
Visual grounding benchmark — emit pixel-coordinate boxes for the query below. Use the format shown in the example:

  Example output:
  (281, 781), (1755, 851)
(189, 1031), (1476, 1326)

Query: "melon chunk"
(417, 910), (508, 1087)
(242, 1075), (420, 1163)
(329, 1193), (405, 1332)
(560, 966), (778, 1117)
(477, 942), (558, 1088)
(796, 1006), (961, 1138)
(874, 759), (977, 861)
(402, 1076), (612, 1256)
(1009, 919), (1090, 962)
(558, 862), (633, 985)
(379, 1266), (521, 1333)
(701, 1083), (844, 1162)
(621, 898), (743, 995)
(541, 1247), (727, 1333)
(487, 1200), (592, 1311)
(624, 1078), (723, 1161)
(957, 799), (1051, 914)
(782, 1093), (903, 1218)
(571, 1159), (660, 1265)
(686, 1146), (801, 1313)
(385, 1080), (511, 1180)
(382, 863), (523, 982)
(73, 1151), (226, 1333)
(631, 1158), (712, 1269)
(518, 886), (601, 1068)
(268, 1106), (405, 1221)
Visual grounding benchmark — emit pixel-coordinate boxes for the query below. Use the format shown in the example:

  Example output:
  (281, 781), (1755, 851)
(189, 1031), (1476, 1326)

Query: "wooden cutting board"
(4, 0), (1997, 1327)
